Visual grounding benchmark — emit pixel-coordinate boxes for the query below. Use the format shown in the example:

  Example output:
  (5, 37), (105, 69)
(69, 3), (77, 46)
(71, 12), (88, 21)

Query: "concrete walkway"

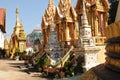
(0, 59), (49, 80)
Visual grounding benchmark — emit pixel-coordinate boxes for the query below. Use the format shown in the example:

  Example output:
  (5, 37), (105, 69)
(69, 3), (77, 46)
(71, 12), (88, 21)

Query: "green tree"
(15, 48), (20, 56)
(62, 60), (74, 76)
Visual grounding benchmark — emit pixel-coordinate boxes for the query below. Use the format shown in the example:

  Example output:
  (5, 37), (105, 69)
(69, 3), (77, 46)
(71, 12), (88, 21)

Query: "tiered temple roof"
(55, 0), (77, 22)
(42, 0), (55, 27)
(41, 0), (56, 45)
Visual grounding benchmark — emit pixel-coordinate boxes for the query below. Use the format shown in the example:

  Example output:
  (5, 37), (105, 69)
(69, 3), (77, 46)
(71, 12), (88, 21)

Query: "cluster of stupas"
(42, 0), (109, 47)
(40, 0), (109, 72)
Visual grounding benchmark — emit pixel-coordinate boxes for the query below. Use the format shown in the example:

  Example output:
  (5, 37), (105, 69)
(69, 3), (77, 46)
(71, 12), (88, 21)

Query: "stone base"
(82, 46), (100, 71)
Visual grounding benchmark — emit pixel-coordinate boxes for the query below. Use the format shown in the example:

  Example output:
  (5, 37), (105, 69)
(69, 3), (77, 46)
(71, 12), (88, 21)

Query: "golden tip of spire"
(16, 7), (19, 14)
(49, 0), (54, 5)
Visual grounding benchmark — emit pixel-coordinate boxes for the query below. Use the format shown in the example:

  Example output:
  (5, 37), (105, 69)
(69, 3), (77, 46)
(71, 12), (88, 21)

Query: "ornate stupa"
(45, 21), (62, 66)
(79, 0), (94, 47)
(44, 20), (74, 71)
(40, 0), (110, 75)
(10, 7), (26, 59)
(41, 0), (56, 45)
(77, 0), (100, 71)
(76, 0), (109, 45)
(79, 21), (120, 80)
(54, 0), (78, 46)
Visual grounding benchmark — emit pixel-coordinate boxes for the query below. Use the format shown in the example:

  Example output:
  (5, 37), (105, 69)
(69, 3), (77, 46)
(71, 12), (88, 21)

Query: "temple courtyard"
(0, 59), (48, 80)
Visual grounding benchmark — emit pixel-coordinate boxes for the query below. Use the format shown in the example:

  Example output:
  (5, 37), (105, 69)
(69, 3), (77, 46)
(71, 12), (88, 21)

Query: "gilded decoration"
(58, 0), (71, 17)
(76, 0), (109, 45)
(41, 0), (55, 45)
(54, 0), (78, 46)
(10, 8), (26, 59)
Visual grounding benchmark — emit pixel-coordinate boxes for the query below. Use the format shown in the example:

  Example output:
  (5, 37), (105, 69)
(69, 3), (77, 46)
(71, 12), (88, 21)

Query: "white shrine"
(79, 0), (100, 71)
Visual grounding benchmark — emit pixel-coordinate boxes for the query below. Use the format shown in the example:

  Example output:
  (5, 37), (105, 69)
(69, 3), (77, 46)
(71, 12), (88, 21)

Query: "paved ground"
(0, 59), (50, 80)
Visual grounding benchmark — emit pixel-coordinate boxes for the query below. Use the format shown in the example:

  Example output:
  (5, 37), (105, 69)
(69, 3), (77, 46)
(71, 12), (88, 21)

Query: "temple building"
(54, 0), (78, 46)
(116, 1), (120, 22)
(76, 0), (109, 45)
(42, 0), (109, 47)
(41, 0), (56, 46)
(75, 0), (109, 64)
(27, 29), (42, 52)
(0, 8), (6, 49)
(41, 0), (109, 71)
(10, 8), (26, 59)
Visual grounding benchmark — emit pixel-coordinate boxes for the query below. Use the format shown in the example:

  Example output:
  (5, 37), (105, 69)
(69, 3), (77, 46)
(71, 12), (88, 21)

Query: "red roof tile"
(0, 8), (6, 33)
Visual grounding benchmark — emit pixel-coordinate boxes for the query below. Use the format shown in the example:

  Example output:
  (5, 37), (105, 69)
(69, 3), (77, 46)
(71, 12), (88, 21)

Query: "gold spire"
(44, 0), (55, 25)
(16, 7), (20, 26)
(49, 0), (54, 5)
(16, 7), (19, 14)
(59, 0), (71, 6)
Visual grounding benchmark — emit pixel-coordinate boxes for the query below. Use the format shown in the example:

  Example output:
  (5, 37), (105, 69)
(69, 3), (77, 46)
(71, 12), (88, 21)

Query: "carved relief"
(80, 29), (91, 37)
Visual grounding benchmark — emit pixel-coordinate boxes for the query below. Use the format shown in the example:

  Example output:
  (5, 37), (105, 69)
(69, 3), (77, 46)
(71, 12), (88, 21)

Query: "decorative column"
(94, 17), (99, 37)
(79, 0), (100, 71)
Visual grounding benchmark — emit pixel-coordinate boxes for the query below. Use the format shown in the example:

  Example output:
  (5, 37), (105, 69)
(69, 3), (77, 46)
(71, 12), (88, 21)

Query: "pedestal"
(82, 47), (100, 71)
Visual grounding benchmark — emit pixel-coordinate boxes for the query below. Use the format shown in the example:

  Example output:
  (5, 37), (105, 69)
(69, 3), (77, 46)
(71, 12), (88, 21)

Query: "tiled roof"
(0, 8), (6, 33)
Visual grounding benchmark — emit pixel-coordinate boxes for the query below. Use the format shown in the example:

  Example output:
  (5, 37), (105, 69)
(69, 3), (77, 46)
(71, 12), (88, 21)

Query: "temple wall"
(0, 29), (5, 49)
(97, 45), (106, 64)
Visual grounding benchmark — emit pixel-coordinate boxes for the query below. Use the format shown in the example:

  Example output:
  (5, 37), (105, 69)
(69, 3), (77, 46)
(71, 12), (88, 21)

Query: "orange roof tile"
(0, 8), (6, 33)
